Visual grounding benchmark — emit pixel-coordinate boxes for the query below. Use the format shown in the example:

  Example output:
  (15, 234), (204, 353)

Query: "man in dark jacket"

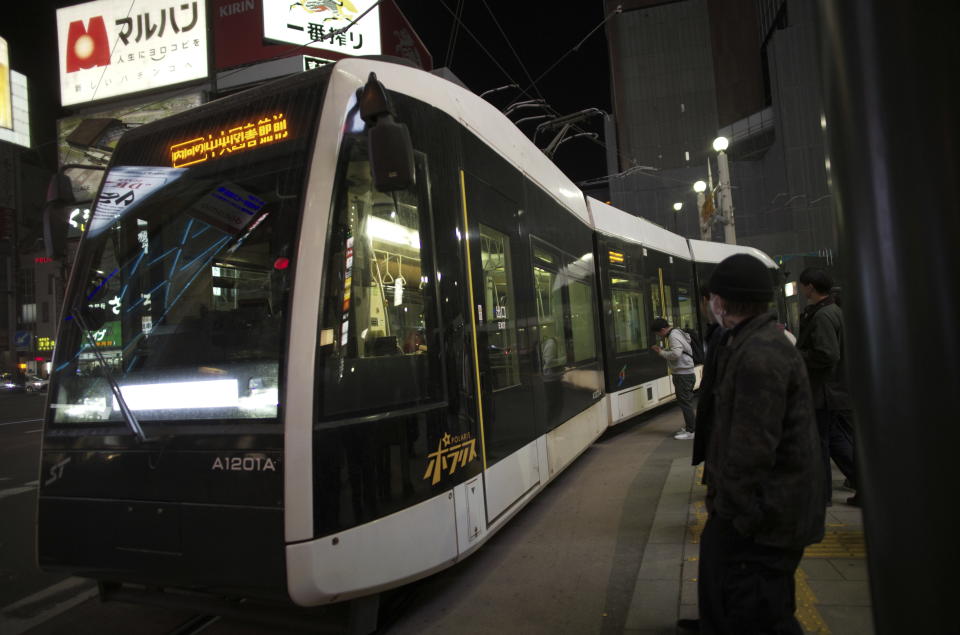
(691, 254), (825, 635)
(796, 268), (858, 506)
(692, 285), (724, 472)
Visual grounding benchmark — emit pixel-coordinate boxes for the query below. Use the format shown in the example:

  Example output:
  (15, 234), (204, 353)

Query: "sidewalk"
(625, 455), (873, 634)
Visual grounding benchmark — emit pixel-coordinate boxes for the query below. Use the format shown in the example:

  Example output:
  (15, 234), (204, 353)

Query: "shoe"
(846, 494), (861, 506)
(677, 618), (700, 632)
(674, 431), (695, 440)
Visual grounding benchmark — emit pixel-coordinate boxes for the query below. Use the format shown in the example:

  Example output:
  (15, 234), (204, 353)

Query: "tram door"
(460, 171), (540, 523)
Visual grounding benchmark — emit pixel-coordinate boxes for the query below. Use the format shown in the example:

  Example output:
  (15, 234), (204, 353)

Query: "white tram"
(37, 57), (781, 617)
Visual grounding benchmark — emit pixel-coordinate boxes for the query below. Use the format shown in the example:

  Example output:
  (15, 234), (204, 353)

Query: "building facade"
(605, 0), (836, 271)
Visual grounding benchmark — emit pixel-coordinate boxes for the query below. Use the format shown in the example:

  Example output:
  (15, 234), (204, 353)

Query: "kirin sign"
(57, 0), (209, 106)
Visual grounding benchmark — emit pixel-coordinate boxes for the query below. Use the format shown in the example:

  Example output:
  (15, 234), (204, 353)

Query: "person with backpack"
(651, 317), (697, 439)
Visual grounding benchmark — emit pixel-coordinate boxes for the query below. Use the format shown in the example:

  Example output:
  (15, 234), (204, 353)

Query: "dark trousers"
(815, 408), (857, 500)
(699, 515), (804, 635)
(673, 372), (697, 432)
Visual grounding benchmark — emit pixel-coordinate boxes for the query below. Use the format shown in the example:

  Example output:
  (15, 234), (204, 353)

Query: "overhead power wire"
(479, 0), (546, 104)
(434, 1), (524, 92)
(443, 0), (465, 68)
(506, 4), (622, 108)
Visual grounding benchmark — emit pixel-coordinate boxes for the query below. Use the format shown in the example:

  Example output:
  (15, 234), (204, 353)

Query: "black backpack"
(672, 328), (705, 365)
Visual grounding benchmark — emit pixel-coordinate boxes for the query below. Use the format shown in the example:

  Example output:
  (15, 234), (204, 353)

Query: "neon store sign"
(170, 113), (290, 168)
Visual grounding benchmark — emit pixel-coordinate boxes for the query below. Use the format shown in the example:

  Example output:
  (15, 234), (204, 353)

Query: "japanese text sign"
(57, 0), (209, 106)
(262, 0), (381, 57)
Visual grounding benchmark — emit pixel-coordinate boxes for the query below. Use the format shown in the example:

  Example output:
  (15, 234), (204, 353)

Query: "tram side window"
(650, 282), (665, 320)
(533, 249), (568, 372)
(676, 283), (695, 330)
(650, 268), (673, 324)
(568, 280), (597, 362)
(610, 277), (648, 352)
(319, 135), (440, 418)
(480, 225), (521, 390)
(333, 157), (430, 359)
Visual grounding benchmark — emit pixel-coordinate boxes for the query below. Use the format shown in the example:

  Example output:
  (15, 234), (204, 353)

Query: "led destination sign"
(170, 113), (290, 167)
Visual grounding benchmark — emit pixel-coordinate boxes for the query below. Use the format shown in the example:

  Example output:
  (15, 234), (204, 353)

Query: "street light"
(713, 135), (737, 244)
(693, 180), (710, 240)
(672, 201), (683, 234)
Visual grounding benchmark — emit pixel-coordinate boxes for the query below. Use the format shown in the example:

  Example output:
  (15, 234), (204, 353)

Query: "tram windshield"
(48, 73), (326, 424)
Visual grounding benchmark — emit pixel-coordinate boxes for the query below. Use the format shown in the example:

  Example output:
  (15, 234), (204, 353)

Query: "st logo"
(65, 16), (110, 72)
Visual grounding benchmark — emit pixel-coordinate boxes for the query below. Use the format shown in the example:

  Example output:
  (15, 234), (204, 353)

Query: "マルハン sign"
(57, 0), (209, 106)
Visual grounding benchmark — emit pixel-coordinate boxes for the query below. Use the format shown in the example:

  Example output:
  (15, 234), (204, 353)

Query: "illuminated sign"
(37, 337), (57, 352)
(608, 250), (625, 264)
(423, 432), (478, 486)
(0, 37), (11, 131)
(57, 0), (209, 106)
(87, 321), (121, 348)
(0, 66), (29, 149)
(68, 207), (92, 238)
(303, 55), (335, 71)
(214, 0), (430, 71)
(262, 0), (381, 57)
(170, 113), (289, 167)
(186, 183), (266, 235)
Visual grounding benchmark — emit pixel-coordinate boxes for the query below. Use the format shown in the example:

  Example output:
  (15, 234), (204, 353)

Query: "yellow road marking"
(795, 568), (832, 633)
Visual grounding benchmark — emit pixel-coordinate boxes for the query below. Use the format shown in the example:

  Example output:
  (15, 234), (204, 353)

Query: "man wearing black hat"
(688, 253), (825, 635)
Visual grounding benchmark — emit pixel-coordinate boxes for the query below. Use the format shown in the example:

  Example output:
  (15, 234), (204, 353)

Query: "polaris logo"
(212, 455), (278, 472)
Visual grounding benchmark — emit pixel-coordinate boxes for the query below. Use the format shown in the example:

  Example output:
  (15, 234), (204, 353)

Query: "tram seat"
(372, 335), (401, 356)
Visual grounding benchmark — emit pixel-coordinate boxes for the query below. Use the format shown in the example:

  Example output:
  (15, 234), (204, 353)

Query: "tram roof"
(687, 239), (778, 268)
(334, 58), (591, 227)
(586, 197), (692, 260)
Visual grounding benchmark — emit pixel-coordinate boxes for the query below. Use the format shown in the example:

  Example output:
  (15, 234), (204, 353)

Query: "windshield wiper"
(70, 307), (149, 443)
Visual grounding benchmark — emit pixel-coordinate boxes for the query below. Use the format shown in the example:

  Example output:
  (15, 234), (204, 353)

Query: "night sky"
(394, 1), (614, 190)
(4, 1), (613, 190)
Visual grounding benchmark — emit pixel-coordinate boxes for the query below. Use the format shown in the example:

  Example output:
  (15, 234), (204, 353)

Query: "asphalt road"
(0, 388), (687, 635)
(0, 391), (67, 610)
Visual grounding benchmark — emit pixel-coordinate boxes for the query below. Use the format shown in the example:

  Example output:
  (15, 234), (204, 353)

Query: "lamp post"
(693, 180), (709, 240)
(713, 136), (737, 244)
(672, 201), (683, 235)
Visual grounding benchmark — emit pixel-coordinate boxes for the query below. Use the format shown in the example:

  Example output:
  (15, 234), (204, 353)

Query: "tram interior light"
(365, 215), (420, 250)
